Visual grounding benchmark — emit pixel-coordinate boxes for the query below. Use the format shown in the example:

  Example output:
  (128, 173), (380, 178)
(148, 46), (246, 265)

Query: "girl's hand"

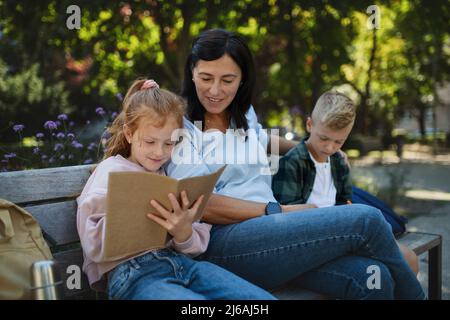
(281, 203), (317, 213)
(148, 191), (204, 243)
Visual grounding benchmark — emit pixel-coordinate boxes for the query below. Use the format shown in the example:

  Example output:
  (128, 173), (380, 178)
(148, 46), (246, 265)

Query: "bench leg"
(428, 243), (442, 300)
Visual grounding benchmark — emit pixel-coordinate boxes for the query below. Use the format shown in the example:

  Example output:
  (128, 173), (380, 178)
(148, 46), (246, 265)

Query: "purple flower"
(57, 114), (68, 121)
(4, 153), (16, 159)
(67, 133), (75, 140)
(13, 124), (25, 132)
(88, 142), (97, 151)
(48, 157), (55, 164)
(56, 132), (65, 139)
(72, 141), (83, 149)
(68, 154), (74, 160)
(115, 93), (124, 101)
(59, 155), (66, 161)
(102, 131), (112, 140)
(290, 105), (302, 115)
(96, 107), (106, 116)
(56, 120), (62, 126)
(33, 147), (40, 154)
(54, 143), (64, 151)
(44, 121), (58, 130)
(111, 112), (118, 120)
(41, 154), (48, 160)
(69, 121), (75, 127)
(83, 158), (93, 164)
(1, 159), (8, 164)
(36, 132), (45, 139)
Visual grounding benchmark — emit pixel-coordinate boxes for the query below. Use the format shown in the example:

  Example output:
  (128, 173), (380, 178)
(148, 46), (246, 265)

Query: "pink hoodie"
(76, 155), (212, 291)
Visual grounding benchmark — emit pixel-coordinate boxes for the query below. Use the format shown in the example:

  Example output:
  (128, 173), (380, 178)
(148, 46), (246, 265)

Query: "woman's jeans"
(107, 248), (276, 300)
(197, 204), (425, 300)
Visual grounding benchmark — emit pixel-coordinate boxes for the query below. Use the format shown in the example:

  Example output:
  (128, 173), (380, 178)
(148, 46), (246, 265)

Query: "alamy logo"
(366, 265), (381, 290)
(66, 5), (81, 30)
(366, 5), (381, 30)
(66, 264), (81, 290)
(169, 125), (280, 175)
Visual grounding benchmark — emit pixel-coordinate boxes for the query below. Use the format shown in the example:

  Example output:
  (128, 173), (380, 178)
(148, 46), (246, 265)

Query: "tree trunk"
(287, 0), (300, 109)
(355, 28), (378, 134)
(418, 106), (426, 139)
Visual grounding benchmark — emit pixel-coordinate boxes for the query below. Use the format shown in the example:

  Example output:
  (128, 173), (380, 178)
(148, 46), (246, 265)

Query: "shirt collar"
(308, 150), (330, 165)
(297, 138), (312, 160)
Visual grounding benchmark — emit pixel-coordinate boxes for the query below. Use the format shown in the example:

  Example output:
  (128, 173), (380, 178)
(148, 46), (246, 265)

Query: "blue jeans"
(107, 248), (276, 300)
(197, 204), (425, 300)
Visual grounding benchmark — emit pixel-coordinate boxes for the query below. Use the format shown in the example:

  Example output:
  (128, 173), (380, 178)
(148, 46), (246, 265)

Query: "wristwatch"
(265, 202), (282, 215)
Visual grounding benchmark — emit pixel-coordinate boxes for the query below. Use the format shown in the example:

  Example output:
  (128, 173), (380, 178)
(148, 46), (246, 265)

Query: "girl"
(76, 79), (275, 300)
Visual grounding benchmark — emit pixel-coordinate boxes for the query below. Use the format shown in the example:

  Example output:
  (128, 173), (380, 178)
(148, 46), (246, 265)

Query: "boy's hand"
(148, 191), (205, 243)
(281, 203), (317, 213)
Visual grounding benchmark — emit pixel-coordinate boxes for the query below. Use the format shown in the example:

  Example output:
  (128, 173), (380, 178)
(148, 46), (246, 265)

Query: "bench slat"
(26, 201), (80, 246)
(0, 164), (95, 204)
(397, 232), (442, 255)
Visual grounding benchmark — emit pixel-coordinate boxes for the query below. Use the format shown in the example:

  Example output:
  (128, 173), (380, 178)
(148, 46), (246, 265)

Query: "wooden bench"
(0, 165), (443, 300)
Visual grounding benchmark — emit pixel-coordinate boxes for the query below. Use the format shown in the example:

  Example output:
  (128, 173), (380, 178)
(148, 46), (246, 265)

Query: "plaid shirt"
(272, 139), (352, 205)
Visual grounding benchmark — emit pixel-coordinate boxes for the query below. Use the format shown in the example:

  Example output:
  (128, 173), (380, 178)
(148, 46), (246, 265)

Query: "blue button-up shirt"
(166, 106), (276, 203)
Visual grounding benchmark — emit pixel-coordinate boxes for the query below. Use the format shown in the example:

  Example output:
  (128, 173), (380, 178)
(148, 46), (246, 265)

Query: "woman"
(165, 29), (425, 299)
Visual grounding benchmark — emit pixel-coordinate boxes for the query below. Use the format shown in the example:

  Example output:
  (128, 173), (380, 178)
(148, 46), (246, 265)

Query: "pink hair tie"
(141, 79), (159, 90)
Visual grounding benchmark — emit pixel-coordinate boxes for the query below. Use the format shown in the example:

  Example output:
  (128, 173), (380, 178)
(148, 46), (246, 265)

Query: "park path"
(352, 160), (449, 299)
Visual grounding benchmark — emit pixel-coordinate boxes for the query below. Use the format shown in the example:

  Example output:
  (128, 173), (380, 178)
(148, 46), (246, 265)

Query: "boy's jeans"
(107, 248), (276, 300)
(198, 204), (425, 300)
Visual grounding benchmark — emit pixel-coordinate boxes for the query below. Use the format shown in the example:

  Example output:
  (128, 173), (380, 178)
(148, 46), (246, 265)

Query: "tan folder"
(103, 165), (226, 261)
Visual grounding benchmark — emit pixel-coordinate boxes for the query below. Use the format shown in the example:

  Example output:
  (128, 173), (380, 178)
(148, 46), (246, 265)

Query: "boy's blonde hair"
(311, 91), (356, 130)
(104, 79), (186, 159)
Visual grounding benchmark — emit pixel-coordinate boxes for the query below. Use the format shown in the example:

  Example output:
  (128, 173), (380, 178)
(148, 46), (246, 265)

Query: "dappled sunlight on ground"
(405, 189), (450, 202)
(351, 144), (450, 218)
(351, 143), (450, 166)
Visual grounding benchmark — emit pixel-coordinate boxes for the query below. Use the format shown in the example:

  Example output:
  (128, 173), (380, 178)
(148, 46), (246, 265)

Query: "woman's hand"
(281, 203), (317, 213)
(148, 191), (204, 243)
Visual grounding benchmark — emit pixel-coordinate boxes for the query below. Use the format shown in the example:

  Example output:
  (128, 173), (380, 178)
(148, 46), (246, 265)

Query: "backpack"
(0, 199), (53, 299)
(351, 186), (408, 236)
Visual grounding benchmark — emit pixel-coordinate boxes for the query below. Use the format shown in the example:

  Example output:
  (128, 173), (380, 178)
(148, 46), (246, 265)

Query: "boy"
(272, 91), (419, 274)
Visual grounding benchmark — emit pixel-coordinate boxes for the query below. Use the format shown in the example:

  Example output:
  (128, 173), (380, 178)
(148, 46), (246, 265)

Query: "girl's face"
(192, 54), (242, 117)
(124, 116), (180, 172)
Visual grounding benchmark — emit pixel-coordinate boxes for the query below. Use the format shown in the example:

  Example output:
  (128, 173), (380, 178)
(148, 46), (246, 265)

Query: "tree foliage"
(0, 0), (449, 149)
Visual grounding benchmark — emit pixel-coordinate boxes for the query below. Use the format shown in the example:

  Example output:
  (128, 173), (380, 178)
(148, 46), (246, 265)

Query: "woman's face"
(192, 54), (242, 116)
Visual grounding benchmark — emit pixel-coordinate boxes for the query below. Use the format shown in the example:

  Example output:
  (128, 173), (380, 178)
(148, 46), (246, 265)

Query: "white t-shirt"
(305, 151), (337, 208)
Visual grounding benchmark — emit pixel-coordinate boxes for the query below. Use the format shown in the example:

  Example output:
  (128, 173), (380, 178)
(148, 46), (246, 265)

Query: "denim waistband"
(133, 248), (179, 264)
(110, 248), (178, 277)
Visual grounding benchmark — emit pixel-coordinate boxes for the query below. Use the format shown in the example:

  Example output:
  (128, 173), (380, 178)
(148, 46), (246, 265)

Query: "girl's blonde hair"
(104, 79), (185, 159)
(311, 91), (356, 130)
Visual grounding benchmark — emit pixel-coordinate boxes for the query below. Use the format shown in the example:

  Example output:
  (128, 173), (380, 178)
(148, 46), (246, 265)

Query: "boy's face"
(306, 117), (353, 162)
(124, 116), (180, 172)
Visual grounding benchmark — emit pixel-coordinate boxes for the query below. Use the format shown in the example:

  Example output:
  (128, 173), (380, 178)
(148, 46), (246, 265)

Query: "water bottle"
(30, 260), (64, 300)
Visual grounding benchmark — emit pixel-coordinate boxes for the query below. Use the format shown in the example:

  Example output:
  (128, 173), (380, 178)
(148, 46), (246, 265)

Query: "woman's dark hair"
(181, 29), (256, 131)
